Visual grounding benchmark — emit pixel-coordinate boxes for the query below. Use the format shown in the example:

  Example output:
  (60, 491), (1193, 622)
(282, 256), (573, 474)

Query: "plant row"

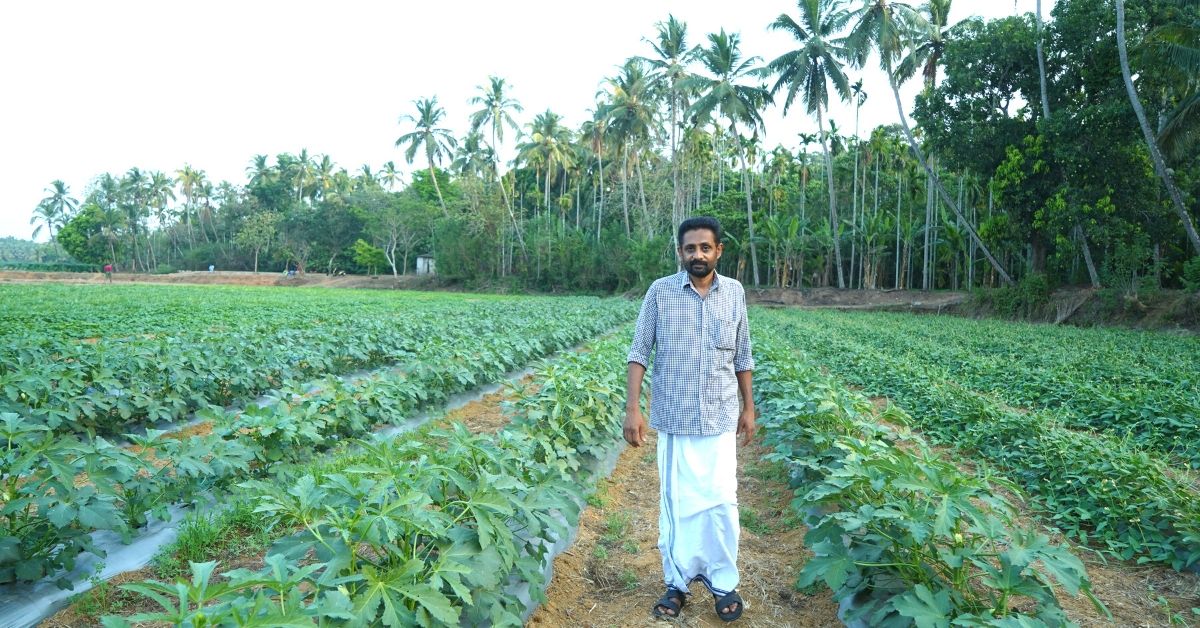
(763, 310), (1200, 570)
(0, 284), (520, 339)
(803, 310), (1200, 465)
(752, 321), (1105, 626)
(0, 291), (636, 436)
(0, 309), (629, 589)
(100, 332), (630, 626)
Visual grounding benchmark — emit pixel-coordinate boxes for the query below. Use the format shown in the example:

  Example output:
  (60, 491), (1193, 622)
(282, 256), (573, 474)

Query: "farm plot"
(84, 330), (631, 627)
(797, 310), (1200, 466)
(761, 309), (1200, 572)
(0, 284), (635, 602)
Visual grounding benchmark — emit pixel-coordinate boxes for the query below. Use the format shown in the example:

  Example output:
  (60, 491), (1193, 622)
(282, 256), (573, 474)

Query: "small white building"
(416, 255), (436, 275)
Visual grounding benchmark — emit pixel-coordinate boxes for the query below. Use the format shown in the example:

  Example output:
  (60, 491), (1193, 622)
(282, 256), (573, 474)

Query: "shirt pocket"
(711, 316), (737, 350)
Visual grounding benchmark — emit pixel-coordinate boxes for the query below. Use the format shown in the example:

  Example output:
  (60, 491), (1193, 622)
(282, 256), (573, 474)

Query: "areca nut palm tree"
(397, 96), (457, 213)
(685, 29), (771, 287)
(1116, 0), (1200, 256)
(768, 0), (855, 288)
(846, 0), (1014, 285)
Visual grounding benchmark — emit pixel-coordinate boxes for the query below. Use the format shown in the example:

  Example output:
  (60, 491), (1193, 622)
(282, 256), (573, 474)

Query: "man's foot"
(714, 590), (744, 622)
(653, 587), (687, 619)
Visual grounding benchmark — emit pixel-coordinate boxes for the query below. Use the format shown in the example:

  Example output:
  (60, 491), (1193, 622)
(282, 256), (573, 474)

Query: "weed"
(620, 568), (639, 591)
(739, 507), (772, 535)
(586, 482), (611, 508)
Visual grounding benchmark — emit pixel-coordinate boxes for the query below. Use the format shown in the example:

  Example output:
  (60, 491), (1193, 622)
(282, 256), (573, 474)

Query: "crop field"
(3, 284), (1199, 626)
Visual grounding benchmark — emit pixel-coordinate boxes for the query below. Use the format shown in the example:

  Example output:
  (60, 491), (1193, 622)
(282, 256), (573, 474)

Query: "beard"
(686, 260), (713, 278)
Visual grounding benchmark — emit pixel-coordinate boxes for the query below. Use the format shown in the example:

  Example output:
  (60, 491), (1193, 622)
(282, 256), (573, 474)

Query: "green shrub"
(974, 273), (1051, 319)
(1183, 258), (1200, 293)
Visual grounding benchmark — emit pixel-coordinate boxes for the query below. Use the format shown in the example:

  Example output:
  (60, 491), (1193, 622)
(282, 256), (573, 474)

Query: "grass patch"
(739, 507), (773, 535)
(585, 481), (611, 508)
(154, 497), (276, 580)
(600, 511), (631, 546)
(68, 571), (139, 623)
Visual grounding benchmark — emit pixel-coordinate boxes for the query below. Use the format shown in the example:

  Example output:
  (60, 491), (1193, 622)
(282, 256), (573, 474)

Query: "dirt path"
(529, 431), (840, 627)
(0, 269), (435, 290)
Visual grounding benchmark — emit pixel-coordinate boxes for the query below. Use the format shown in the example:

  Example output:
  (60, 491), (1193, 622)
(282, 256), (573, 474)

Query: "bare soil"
(528, 431), (841, 627)
(747, 287), (967, 312)
(0, 269), (436, 290)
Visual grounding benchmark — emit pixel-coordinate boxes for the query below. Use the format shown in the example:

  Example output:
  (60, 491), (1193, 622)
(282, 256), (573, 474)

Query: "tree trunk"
(817, 105), (845, 288)
(1116, 0), (1200, 255)
(636, 153), (651, 238)
(734, 127), (761, 288)
(622, 144), (631, 238)
(1075, 223), (1101, 288)
(888, 69), (1014, 285)
(1036, 0), (1052, 121)
(597, 146), (605, 243)
(428, 158), (448, 215)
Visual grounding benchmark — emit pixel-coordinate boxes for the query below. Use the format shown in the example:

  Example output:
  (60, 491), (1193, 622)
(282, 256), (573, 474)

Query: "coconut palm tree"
(1116, 0), (1200, 256)
(845, 0), (1013, 285)
(767, 0), (854, 288)
(469, 76), (526, 251)
(32, 180), (78, 248)
(601, 58), (661, 238)
(686, 30), (771, 287)
(396, 96), (457, 213)
(642, 15), (697, 232)
(896, 0), (951, 88)
(516, 110), (576, 221)
(1147, 14), (1200, 160)
(379, 161), (402, 191)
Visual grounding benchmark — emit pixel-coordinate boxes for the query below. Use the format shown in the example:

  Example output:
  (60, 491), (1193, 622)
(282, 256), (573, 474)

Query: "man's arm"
(624, 362), (648, 447)
(624, 285), (657, 447)
(734, 289), (755, 446)
(736, 369), (755, 446)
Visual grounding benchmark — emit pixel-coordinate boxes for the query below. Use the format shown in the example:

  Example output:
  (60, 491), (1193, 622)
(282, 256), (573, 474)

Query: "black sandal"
(653, 586), (688, 619)
(714, 590), (744, 622)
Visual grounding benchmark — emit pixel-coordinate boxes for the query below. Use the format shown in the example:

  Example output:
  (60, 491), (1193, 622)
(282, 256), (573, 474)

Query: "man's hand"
(623, 406), (647, 447)
(736, 409), (757, 446)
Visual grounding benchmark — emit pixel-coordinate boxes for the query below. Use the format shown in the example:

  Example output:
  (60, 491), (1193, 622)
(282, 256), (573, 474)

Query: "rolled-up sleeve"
(733, 291), (754, 372)
(627, 284), (657, 367)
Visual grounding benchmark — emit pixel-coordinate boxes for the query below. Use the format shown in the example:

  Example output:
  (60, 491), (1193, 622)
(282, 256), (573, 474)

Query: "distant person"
(103, 263), (113, 283)
(208, 264), (215, 273)
(624, 216), (754, 622)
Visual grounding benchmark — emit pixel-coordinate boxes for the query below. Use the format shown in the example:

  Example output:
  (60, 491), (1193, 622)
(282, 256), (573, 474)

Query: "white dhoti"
(657, 431), (740, 596)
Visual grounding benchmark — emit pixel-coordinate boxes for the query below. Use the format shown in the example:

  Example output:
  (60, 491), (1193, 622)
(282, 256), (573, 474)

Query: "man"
(103, 263), (113, 283)
(624, 216), (755, 622)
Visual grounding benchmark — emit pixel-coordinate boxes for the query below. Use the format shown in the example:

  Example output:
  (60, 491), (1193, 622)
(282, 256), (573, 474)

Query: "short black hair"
(677, 216), (723, 247)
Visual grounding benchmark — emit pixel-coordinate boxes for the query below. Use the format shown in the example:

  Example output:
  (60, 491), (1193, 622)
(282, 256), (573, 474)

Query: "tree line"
(27, 0), (1200, 294)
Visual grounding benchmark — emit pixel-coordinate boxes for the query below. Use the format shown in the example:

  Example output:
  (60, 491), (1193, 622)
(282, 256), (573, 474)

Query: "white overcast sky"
(0, 0), (1052, 241)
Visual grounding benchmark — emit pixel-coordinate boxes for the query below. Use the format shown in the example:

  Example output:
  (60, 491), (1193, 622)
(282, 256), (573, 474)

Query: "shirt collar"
(678, 270), (721, 292)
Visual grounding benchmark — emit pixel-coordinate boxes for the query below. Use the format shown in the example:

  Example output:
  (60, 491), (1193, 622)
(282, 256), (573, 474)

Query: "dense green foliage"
(24, 0), (1198, 293)
(0, 285), (634, 589)
(753, 318), (1104, 625)
(765, 309), (1200, 569)
(102, 331), (630, 626)
(0, 285), (634, 437)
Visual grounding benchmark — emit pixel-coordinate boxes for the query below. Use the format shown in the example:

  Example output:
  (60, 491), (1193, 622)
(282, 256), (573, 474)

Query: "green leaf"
(892, 584), (952, 628)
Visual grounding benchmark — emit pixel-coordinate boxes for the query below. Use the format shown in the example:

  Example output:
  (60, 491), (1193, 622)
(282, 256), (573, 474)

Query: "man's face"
(678, 228), (723, 278)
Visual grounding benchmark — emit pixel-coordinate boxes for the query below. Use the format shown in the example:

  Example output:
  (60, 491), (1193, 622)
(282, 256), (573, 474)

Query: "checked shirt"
(627, 271), (754, 436)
